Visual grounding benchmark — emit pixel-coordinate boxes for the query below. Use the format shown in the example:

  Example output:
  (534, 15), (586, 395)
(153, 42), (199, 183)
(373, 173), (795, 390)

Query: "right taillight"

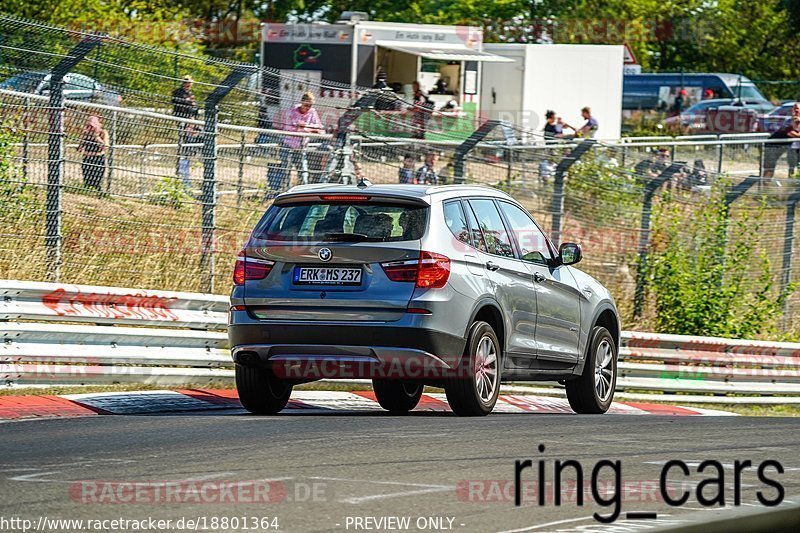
(233, 251), (275, 286)
(381, 251), (450, 289)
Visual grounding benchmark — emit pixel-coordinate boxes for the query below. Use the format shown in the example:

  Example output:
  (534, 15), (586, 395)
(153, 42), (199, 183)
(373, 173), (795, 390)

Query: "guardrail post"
(549, 139), (595, 246)
(633, 162), (685, 319)
(780, 187), (800, 329)
(106, 108), (117, 194)
(199, 65), (256, 293)
(45, 35), (103, 282)
(717, 135), (724, 174)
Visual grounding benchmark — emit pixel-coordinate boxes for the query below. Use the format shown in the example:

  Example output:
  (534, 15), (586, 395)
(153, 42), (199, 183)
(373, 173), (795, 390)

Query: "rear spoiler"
(273, 193), (430, 208)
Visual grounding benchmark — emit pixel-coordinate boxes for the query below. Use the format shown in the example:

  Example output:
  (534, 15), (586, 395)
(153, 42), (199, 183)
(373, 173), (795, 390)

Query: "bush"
(149, 176), (193, 209)
(0, 129), (39, 219)
(646, 183), (793, 338)
(565, 151), (643, 225)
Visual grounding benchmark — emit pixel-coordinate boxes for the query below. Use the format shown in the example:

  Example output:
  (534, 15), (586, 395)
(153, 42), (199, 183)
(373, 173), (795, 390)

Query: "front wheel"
(445, 321), (501, 416)
(565, 326), (617, 414)
(372, 380), (423, 412)
(235, 365), (293, 415)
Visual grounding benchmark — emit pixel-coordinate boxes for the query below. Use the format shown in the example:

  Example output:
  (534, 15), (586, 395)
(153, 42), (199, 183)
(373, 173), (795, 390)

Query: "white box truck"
(480, 44), (624, 140)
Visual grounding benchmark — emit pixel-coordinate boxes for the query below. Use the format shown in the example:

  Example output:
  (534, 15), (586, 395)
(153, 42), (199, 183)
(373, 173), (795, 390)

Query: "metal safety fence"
(1, 281), (799, 404)
(1, 14), (800, 338)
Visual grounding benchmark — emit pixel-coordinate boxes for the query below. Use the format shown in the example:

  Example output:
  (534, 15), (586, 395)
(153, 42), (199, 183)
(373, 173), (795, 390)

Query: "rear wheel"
(445, 321), (501, 416)
(235, 365), (293, 415)
(372, 380), (423, 412)
(565, 326), (616, 414)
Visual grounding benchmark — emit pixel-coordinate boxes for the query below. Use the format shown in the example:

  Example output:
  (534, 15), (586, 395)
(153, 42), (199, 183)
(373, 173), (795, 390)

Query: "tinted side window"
(498, 201), (552, 265)
(462, 200), (487, 252)
(443, 201), (471, 247)
(467, 199), (515, 258)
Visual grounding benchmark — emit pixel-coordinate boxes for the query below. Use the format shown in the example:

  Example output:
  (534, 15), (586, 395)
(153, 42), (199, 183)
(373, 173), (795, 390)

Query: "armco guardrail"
(1, 281), (799, 401)
(1, 281), (231, 386)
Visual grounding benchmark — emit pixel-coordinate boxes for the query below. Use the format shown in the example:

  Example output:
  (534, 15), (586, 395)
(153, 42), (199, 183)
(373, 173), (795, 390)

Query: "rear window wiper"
(322, 232), (383, 242)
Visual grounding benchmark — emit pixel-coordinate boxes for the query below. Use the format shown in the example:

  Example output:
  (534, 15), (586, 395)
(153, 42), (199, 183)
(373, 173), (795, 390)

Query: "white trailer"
(481, 44), (624, 140)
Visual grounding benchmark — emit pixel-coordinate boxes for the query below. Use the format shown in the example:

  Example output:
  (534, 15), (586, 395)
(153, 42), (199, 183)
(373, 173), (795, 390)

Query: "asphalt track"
(0, 402), (798, 533)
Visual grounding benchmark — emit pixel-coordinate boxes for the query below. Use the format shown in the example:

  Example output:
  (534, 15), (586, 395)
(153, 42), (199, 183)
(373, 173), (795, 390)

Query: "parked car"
(0, 71), (122, 106)
(663, 98), (774, 133)
(228, 184), (621, 416)
(623, 73), (769, 113)
(756, 102), (794, 133)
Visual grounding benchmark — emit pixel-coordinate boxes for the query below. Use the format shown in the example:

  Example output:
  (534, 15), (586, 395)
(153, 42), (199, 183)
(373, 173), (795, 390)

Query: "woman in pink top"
(278, 92), (323, 186)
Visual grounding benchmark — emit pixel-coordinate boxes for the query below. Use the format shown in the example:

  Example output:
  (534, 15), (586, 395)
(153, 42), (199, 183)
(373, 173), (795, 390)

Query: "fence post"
(199, 66), (257, 293)
(780, 188), (800, 330)
(717, 135), (724, 174)
(549, 139), (595, 246)
(320, 91), (380, 184)
(452, 120), (515, 184)
(106, 108), (117, 194)
(21, 95), (30, 182)
(237, 129), (246, 207)
(45, 36), (103, 282)
(632, 162), (685, 319)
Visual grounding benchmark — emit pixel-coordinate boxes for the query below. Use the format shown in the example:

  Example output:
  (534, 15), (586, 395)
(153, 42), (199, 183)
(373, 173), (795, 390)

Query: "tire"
(235, 364), (292, 415)
(372, 380), (423, 412)
(445, 321), (502, 416)
(565, 326), (617, 414)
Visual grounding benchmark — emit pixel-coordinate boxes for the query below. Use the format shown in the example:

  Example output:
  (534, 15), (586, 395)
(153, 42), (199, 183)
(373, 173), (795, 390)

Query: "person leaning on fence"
(415, 152), (439, 185)
(172, 75), (198, 119)
(399, 154), (415, 184)
(276, 91), (324, 188)
(77, 115), (109, 191)
(763, 101), (800, 184)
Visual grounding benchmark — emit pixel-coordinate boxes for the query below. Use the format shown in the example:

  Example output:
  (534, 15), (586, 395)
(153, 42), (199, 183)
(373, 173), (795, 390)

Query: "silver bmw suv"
(229, 183), (620, 416)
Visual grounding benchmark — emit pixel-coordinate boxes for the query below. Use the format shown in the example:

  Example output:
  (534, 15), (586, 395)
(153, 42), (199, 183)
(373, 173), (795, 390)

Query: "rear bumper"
(228, 323), (466, 380)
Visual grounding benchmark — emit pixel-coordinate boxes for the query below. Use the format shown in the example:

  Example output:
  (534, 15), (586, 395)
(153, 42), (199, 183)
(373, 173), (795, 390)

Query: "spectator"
(415, 152), (439, 185)
(573, 106), (599, 137)
(788, 103), (800, 177)
(703, 88), (715, 100)
(374, 68), (397, 111)
(543, 110), (564, 140)
(77, 114), (109, 191)
(172, 75), (198, 119)
(634, 147), (670, 179)
(440, 92), (460, 112)
(373, 67), (389, 90)
(279, 91), (324, 186)
(177, 123), (201, 191)
(763, 101), (800, 184)
(398, 154), (415, 184)
(410, 81), (433, 139)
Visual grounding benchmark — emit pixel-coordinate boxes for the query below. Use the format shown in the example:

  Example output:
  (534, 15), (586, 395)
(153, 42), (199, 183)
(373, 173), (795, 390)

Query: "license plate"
(293, 266), (362, 285)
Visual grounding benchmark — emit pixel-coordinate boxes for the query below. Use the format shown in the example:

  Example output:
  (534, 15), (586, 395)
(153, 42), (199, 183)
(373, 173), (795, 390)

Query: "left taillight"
(233, 251), (274, 286)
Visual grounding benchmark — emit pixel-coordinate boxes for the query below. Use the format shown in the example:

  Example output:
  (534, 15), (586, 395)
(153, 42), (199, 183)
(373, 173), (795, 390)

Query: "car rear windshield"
(251, 202), (428, 242)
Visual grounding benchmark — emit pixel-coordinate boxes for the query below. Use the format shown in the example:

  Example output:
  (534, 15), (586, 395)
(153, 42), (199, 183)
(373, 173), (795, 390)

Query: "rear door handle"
(533, 272), (546, 283)
(486, 261), (500, 271)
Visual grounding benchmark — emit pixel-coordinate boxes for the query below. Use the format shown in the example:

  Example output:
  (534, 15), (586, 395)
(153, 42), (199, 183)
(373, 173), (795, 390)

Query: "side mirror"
(559, 242), (582, 266)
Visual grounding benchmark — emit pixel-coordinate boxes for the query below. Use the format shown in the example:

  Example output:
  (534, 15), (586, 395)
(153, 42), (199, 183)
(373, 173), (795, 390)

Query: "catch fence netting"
(0, 14), (798, 336)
